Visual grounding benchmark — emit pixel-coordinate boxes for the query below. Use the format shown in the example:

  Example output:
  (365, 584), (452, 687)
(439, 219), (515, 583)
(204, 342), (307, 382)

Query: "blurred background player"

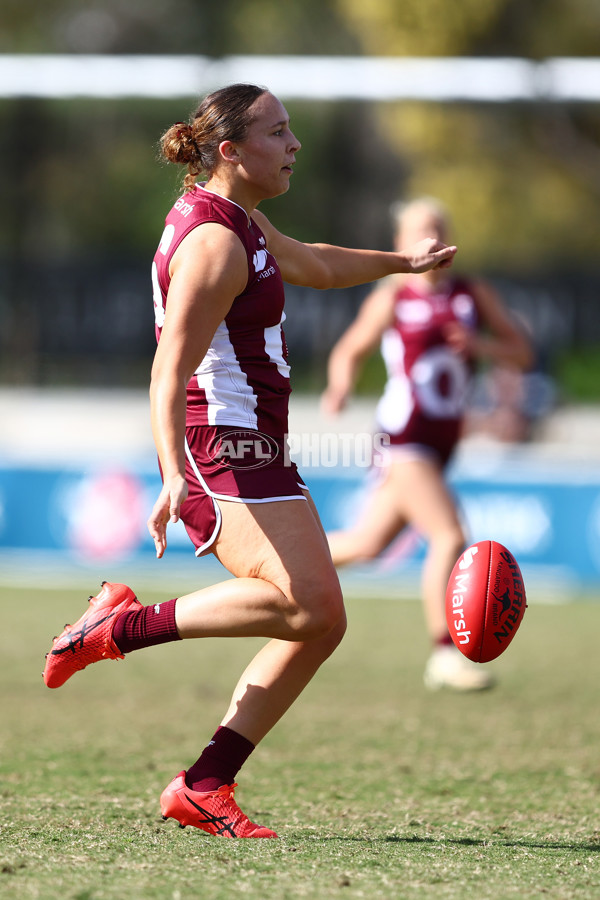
(43, 88), (457, 838)
(321, 197), (533, 691)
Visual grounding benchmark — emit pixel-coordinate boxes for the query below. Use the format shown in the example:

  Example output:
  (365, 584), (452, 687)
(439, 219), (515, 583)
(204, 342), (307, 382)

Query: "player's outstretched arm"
(321, 283), (395, 415)
(443, 279), (534, 371)
(253, 210), (457, 290)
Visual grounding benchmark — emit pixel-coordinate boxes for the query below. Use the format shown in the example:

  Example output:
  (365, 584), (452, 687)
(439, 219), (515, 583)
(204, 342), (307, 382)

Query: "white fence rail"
(0, 54), (599, 101)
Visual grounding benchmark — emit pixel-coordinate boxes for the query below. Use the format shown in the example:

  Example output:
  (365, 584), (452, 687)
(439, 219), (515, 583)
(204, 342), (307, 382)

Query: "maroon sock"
(436, 632), (454, 648)
(185, 726), (255, 793)
(112, 598), (181, 654)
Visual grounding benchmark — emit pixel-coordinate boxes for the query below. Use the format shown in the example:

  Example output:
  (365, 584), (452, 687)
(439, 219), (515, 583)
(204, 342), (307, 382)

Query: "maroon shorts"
(179, 425), (307, 555)
(377, 414), (462, 469)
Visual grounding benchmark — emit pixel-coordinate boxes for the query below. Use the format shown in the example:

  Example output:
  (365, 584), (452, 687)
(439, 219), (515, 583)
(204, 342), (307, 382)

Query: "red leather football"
(445, 540), (527, 663)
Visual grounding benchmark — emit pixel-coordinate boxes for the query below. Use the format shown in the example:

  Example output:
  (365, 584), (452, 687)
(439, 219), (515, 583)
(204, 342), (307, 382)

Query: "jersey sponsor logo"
(253, 249), (268, 272)
(174, 197), (195, 217)
(253, 248), (277, 281)
(396, 299), (432, 326)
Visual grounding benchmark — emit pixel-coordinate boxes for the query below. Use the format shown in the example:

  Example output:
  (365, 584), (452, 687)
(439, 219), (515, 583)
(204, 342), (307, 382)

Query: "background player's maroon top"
(152, 184), (291, 436)
(376, 277), (479, 463)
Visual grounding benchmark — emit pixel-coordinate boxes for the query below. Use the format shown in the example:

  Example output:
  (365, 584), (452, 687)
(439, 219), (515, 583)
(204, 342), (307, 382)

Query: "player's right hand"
(320, 386), (348, 415)
(147, 475), (188, 558)
(406, 238), (458, 273)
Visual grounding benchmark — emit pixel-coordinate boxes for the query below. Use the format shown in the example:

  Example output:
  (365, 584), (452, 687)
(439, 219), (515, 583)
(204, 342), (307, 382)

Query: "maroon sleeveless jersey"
(376, 277), (479, 461)
(151, 184), (291, 436)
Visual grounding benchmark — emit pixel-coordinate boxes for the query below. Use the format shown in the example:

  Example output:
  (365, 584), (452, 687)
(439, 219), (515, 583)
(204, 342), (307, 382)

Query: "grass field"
(1, 582), (600, 900)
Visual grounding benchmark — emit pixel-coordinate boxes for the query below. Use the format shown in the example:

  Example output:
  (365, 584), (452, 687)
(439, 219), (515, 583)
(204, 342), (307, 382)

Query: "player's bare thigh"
(212, 491), (342, 609)
(384, 455), (463, 540)
(335, 472), (408, 554)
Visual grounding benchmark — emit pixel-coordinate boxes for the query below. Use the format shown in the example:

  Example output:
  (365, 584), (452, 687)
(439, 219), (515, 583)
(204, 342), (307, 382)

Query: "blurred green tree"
(1, 0), (600, 391)
(335, 0), (600, 56)
(333, 0), (600, 272)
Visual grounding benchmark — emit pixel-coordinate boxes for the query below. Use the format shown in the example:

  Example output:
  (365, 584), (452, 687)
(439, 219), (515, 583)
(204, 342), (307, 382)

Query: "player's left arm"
(252, 210), (457, 289)
(445, 279), (534, 371)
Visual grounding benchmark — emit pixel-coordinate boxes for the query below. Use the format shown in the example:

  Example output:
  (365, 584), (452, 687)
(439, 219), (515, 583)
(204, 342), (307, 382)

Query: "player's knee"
(334, 531), (385, 564)
(322, 607), (347, 653)
(432, 523), (466, 560)
(451, 523), (467, 553)
(300, 601), (344, 641)
(290, 579), (345, 641)
(355, 540), (385, 563)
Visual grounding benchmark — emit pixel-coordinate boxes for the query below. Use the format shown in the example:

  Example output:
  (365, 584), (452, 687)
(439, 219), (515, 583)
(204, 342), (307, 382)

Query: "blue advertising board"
(1, 450), (600, 593)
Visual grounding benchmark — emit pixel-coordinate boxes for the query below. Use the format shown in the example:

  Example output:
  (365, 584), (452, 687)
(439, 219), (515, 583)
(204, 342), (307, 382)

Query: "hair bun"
(174, 121), (191, 138)
(160, 121), (199, 167)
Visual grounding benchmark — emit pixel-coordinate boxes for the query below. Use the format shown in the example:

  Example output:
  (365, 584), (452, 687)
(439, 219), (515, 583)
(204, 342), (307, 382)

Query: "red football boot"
(43, 582), (141, 689)
(160, 772), (278, 838)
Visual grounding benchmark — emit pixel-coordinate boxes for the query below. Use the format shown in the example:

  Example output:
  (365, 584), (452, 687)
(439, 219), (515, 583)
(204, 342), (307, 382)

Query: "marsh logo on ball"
(448, 564), (473, 647)
(459, 545), (479, 570)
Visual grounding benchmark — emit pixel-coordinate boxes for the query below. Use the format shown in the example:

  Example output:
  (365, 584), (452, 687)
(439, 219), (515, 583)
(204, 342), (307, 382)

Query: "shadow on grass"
(383, 835), (600, 852)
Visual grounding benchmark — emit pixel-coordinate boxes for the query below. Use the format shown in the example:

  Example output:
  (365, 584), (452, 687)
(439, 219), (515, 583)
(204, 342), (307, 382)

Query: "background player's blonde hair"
(390, 197), (450, 235)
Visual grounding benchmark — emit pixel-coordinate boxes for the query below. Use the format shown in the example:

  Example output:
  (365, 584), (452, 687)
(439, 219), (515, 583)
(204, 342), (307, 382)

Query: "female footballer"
(322, 197), (533, 691)
(43, 85), (456, 838)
